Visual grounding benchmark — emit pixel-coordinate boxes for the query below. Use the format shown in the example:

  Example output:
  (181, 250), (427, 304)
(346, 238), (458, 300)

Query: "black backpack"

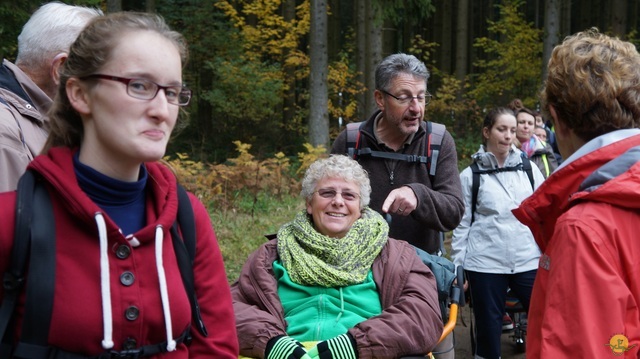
(469, 156), (535, 224)
(0, 170), (207, 358)
(346, 119), (446, 178)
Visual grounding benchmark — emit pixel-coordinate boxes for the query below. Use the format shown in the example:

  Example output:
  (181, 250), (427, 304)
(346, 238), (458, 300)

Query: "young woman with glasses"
(0, 12), (238, 358)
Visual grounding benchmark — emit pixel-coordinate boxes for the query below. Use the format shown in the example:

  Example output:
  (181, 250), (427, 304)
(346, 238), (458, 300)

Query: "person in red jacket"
(0, 12), (238, 358)
(513, 28), (640, 358)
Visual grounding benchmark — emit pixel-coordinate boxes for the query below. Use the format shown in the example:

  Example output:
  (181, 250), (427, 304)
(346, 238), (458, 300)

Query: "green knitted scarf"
(277, 207), (389, 287)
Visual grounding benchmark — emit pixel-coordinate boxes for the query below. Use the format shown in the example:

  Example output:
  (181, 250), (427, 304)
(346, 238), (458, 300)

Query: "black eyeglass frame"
(81, 74), (192, 106)
(380, 89), (432, 106)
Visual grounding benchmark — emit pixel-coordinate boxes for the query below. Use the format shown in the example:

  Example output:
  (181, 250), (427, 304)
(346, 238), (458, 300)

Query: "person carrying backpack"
(330, 53), (463, 358)
(451, 107), (544, 359)
(0, 12), (237, 358)
(330, 53), (464, 257)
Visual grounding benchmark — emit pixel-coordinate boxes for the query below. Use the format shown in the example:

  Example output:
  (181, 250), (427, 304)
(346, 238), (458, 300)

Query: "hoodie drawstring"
(96, 213), (114, 350)
(155, 225), (176, 351)
(95, 215), (176, 352)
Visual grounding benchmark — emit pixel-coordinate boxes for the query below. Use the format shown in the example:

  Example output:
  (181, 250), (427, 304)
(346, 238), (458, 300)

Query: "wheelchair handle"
(451, 265), (465, 307)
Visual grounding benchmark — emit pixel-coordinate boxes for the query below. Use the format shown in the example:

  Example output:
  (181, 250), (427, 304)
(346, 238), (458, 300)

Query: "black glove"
(265, 335), (310, 359)
(307, 333), (357, 359)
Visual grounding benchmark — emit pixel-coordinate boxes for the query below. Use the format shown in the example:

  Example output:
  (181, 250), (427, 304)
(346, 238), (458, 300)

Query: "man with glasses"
(0, 2), (102, 192)
(331, 53), (463, 257)
(331, 52), (463, 358)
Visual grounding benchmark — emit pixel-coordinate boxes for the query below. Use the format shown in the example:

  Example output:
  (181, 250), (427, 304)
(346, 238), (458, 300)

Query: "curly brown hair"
(541, 28), (640, 142)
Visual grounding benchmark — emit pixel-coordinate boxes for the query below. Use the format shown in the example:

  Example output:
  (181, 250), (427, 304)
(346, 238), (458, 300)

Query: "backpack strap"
(346, 122), (363, 159)
(521, 157), (535, 190)
(15, 176), (55, 358)
(469, 158), (535, 225)
(426, 122), (446, 177)
(0, 170), (56, 359)
(470, 162), (481, 225)
(171, 184), (208, 337)
(0, 170), (37, 356)
(345, 121), (446, 176)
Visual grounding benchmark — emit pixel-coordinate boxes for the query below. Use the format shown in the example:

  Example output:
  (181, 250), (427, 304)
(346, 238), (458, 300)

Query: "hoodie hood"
(513, 133), (640, 251)
(28, 147), (179, 239)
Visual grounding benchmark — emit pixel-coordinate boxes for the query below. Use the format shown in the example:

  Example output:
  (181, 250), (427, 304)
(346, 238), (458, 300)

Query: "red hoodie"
(0, 147), (238, 358)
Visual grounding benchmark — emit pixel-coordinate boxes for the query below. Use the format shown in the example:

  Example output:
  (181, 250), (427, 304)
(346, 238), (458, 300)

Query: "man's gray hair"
(16, 1), (102, 71)
(375, 53), (430, 92)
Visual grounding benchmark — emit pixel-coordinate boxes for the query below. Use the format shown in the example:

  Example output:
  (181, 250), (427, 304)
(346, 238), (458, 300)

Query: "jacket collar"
(513, 132), (640, 251)
(0, 59), (34, 106)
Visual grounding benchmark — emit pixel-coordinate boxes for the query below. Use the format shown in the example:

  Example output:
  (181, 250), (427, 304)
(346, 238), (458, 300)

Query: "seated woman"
(231, 155), (443, 359)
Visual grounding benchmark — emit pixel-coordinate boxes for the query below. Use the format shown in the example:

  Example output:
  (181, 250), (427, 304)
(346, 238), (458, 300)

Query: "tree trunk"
(106, 0), (121, 13)
(440, 0), (453, 74)
(560, 0), (571, 38)
(355, 0), (366, 121)
(309, 0), (330, 148)
(610, 0), (627, 37)
(282, 0), (296, 129)
(455, 0), (469, 97)
(542, 0), (560, 81)
(365, 0), (382, 118)
(328, 0), (341, 61)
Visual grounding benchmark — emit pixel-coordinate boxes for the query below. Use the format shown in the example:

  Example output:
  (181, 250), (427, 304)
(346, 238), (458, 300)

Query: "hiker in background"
(513, 28), (640, 358)
(451, 107), (544, 359)
(515, 107), (558, 178)
(232, 155), (443, 359)
(0, 12), (237, 358)
(0, 2), (102, 192)
(533, 125), (548, 143)
(330, 53), (463, 357)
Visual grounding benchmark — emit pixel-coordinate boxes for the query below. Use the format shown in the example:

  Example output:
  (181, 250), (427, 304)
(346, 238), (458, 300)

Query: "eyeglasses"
(381, 89), (431, 106)
(82, 74), (192, 106)
(314, 188), (360, 202)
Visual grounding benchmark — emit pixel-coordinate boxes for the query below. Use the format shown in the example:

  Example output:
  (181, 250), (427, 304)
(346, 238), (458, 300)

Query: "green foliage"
(409, 34), (484, 147)
(378, 0), (435, 27)
(468, 0), (543, 108)
(203, 58), (284, 121)
(214, 193), (302, 282)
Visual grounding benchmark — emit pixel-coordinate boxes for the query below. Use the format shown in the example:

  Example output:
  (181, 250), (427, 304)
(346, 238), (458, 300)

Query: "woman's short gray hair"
(300, 155), (371, 207)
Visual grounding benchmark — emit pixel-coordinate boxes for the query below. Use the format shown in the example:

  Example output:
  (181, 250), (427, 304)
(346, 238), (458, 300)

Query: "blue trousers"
(466, 270), (536, 359)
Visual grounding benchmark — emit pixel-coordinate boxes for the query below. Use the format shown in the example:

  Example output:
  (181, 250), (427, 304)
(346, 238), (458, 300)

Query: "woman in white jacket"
(451, 107), (544, 359)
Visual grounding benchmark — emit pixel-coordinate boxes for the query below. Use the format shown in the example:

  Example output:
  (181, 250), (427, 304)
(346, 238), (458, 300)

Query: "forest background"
(1, 0), (639, 281)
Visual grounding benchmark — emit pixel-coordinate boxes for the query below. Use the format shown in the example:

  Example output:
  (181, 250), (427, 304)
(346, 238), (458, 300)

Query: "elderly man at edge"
(0, 2), (102, 192)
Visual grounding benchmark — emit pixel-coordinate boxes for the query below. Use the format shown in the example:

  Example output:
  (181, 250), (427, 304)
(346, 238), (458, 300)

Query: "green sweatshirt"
(273, 260), (382, 342)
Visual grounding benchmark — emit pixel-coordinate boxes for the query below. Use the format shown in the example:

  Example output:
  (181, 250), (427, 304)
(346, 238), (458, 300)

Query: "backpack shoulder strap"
(346, 122), (363, 159)
(171, 184), (208, 337)
(0, 170), (56, 358)
(0, 170), (36, 356)
(425, 122), (446, 177)
(469, 157), (534, 226)
(521, 156), (535, 190)
(470, 162), (481, 225)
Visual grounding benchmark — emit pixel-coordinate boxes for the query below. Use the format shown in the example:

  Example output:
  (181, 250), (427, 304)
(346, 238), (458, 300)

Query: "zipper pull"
(389, 171), (394, 185)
